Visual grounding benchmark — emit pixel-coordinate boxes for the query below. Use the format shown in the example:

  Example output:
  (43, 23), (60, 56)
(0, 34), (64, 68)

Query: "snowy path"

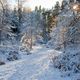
(0, 46), (72, 80)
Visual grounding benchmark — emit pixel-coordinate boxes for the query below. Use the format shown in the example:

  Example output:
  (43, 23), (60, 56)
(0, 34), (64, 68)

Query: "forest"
(0, 0), (80, 80)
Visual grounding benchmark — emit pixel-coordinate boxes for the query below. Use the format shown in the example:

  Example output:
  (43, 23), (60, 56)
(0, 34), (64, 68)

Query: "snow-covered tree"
(53, 1), (61, 16)
(49, 0), (80, 76)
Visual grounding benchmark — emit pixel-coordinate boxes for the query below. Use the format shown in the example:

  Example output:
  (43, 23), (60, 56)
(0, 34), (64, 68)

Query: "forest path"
(0, 45), (70, 80)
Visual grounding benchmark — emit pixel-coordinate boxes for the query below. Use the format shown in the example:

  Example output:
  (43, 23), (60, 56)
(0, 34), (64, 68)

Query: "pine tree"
(35, 6), (38, 12)
(42, 11), (51, 43)
(39, 5), (42, 13)
(54, 1), (60, 15)
(18, 6), (22, 26)
(11, 7), (19, 27)
(61, 0), (68, 10)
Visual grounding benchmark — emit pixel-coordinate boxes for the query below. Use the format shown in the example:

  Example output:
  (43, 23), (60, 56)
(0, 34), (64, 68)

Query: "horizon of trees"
(0, 0), (62, 50)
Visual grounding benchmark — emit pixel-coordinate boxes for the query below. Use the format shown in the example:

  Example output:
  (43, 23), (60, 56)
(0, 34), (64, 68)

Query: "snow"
(0, 45), (78, 80)
(0, 0), (80, 79)
(46, 1), (80, 79)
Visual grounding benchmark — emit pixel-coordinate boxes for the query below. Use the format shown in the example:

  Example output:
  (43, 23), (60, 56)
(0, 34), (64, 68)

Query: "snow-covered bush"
(52, 46), (80, 75)
(7, 51), (20, 61)
(0, 61), (5, 65)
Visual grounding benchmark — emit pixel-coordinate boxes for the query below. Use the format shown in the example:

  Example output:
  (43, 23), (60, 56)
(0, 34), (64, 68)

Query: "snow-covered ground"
(0, 45), (78, 80)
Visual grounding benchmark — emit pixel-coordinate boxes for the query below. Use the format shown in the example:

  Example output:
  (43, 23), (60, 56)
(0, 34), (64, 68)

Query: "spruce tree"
(54, 1), (60, 15)
(35, 6), (38, 12)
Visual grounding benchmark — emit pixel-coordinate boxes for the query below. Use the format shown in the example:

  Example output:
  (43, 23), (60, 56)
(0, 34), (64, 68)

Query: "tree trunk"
(30, 29), (33, 50)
